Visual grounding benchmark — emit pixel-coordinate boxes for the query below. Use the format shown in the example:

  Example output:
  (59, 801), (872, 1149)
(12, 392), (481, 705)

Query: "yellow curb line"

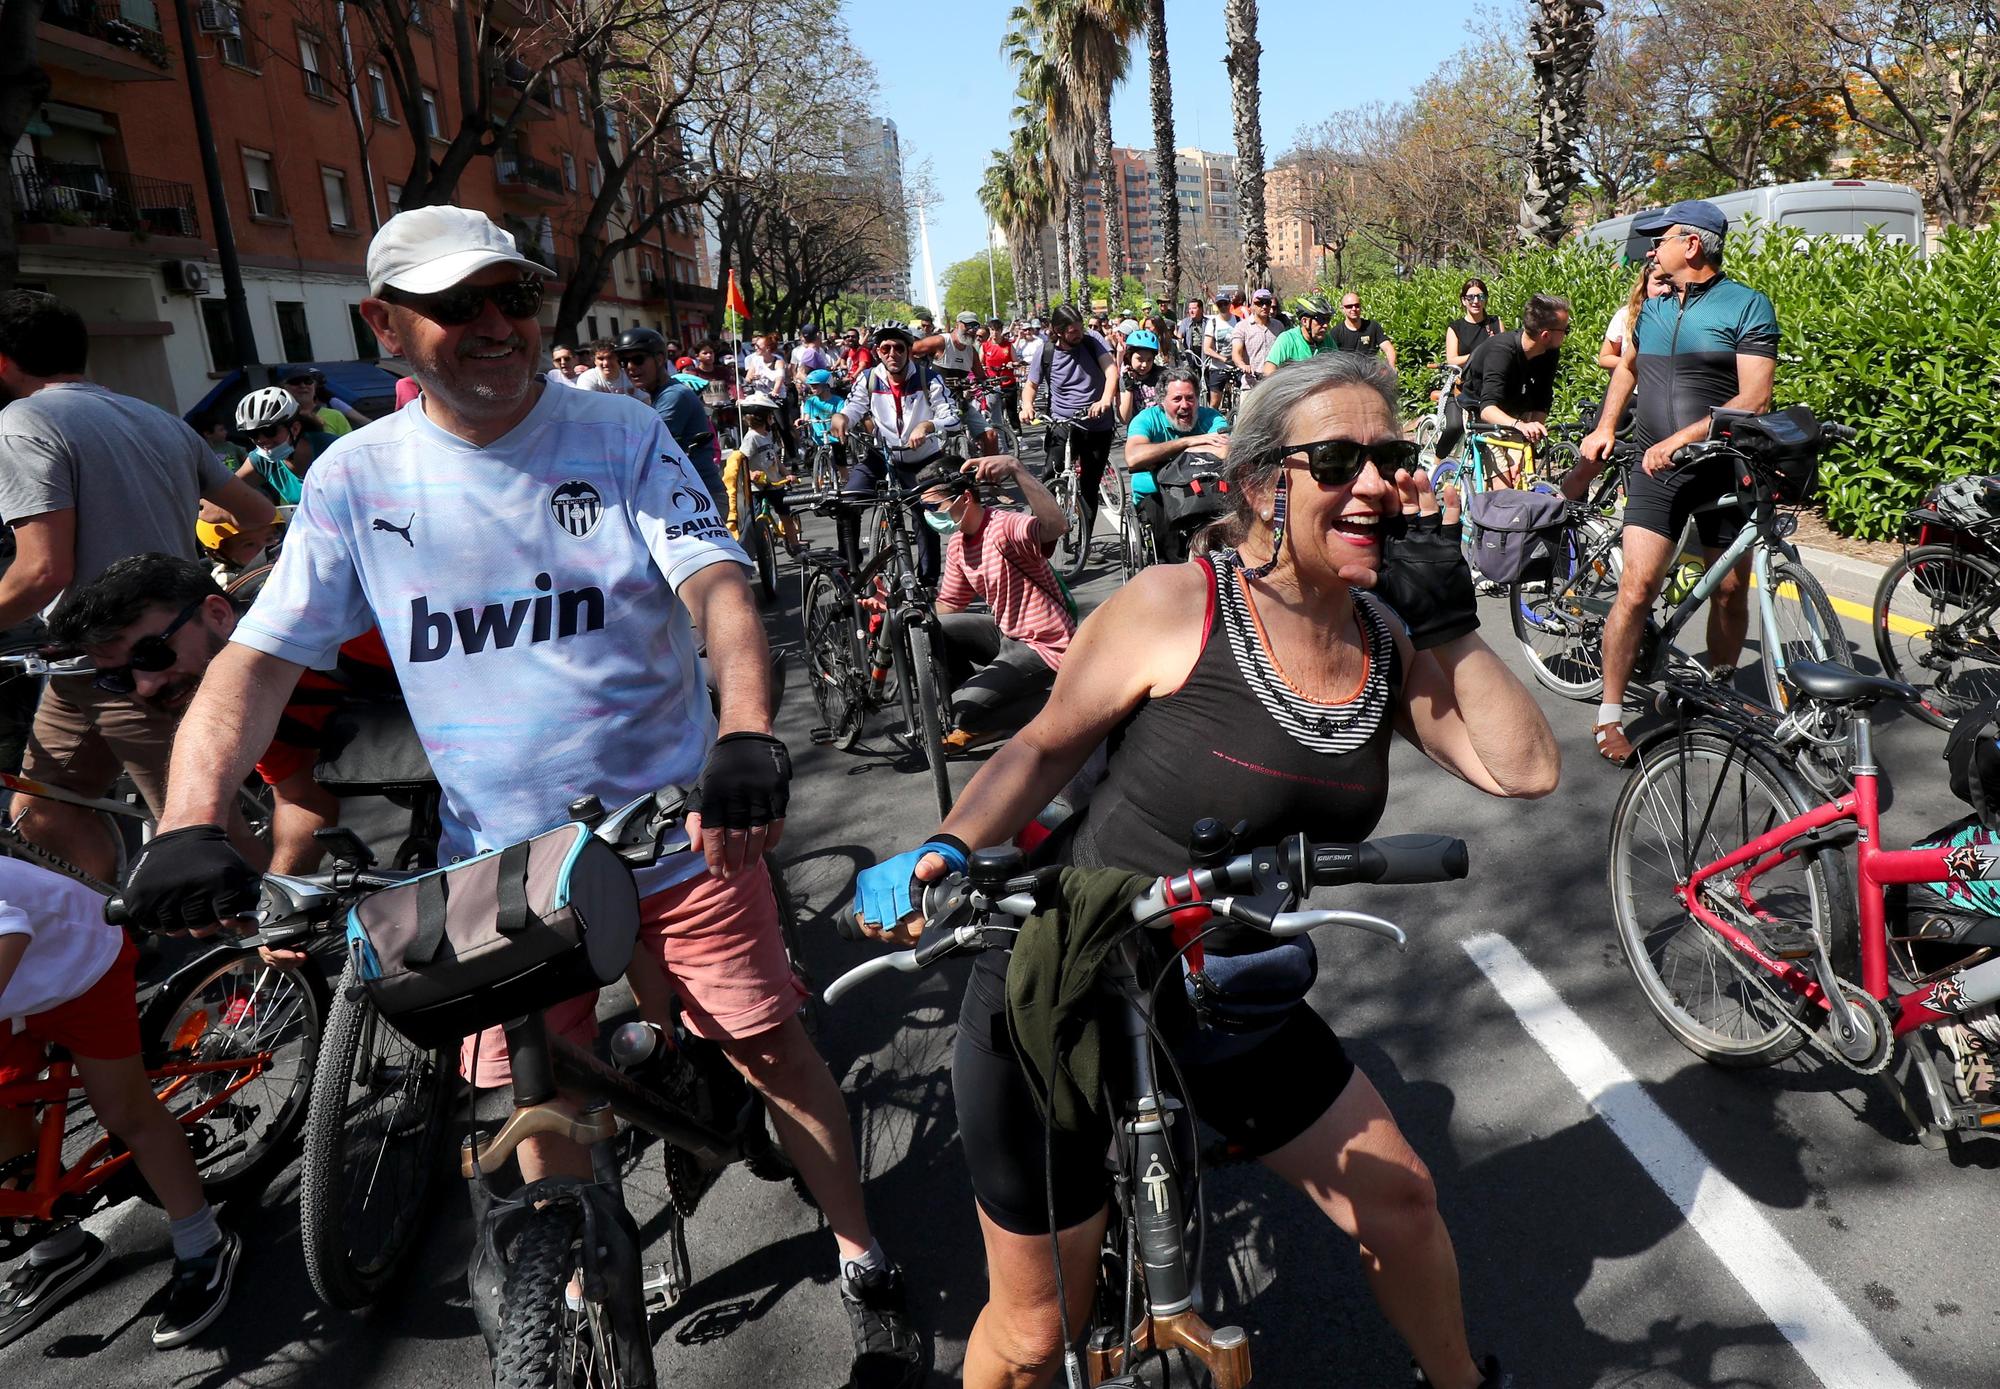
(1746, 574), (1926, 637)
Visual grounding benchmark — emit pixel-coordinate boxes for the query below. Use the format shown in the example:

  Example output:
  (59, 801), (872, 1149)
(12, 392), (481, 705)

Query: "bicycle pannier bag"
(344, 822), (641, 1048)
(1464, 489), (1568, 585)
(1154, 451), (1234, 532)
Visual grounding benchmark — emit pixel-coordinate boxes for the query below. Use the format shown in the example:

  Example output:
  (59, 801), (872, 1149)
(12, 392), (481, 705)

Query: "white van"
(1580, 179), (1927, 262)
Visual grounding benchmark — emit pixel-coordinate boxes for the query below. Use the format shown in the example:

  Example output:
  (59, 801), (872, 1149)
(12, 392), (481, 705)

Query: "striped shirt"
(936, 509), (1073, 671)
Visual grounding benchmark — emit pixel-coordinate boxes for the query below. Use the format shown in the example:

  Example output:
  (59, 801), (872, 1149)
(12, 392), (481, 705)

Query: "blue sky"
(843, 0), (1484, 300)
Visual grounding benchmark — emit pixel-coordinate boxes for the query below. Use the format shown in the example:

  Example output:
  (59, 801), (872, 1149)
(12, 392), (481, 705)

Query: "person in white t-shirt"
(742, 329), (793, 458)
(572, 339), (648, 401)
(114, 206), (922, 1379)
(0, 856), (241, 1349)
(1598, 266), (1672, 372)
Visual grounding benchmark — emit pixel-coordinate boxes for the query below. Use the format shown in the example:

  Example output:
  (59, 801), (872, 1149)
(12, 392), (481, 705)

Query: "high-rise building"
(13, 0), (713, 413)
(843, 117), (910, 304)
(1264, 158), (1333, 274)
(1072, 146), (1240, 294)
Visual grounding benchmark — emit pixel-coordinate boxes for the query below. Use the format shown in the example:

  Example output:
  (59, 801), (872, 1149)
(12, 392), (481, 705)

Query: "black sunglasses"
(1281, 437), (1421, 486)
(385, 275), (545, 326)
(95, 598), (205, 694)
(615, 352), (652, 368)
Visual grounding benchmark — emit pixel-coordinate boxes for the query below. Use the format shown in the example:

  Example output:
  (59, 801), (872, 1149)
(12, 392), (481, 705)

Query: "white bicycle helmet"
(236, 386), (299, 432)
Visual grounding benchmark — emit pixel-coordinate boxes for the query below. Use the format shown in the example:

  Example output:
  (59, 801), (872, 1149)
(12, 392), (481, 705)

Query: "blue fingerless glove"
(851, 836), (970, 935)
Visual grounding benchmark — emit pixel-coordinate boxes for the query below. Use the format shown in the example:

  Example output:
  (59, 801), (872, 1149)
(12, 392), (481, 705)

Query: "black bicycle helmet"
(873, 323), (916, 348)
(615, 327), (667, 356)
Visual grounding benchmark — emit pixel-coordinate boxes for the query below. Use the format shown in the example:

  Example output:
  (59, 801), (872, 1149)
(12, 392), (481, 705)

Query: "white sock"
(1597, 701), (1624, 727)
(840, 1240), (888, 1285)
(169, 1204), (222, 1262)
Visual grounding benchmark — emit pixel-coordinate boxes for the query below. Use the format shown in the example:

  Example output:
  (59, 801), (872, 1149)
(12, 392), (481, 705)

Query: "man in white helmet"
(0, 289), (274, 882)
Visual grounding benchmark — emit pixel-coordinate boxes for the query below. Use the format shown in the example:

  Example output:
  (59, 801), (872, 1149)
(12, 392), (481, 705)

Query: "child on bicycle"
(721, 394), (800, 552)
(0, 856), (239, 1350)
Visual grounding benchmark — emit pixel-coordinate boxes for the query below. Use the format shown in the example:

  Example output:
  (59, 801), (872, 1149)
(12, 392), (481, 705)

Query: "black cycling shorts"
(951, 949), (1354, 1236)
(1622, 453), (1743, 548)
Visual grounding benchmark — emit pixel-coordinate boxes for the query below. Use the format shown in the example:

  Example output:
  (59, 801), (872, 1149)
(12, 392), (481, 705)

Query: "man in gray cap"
(1580, 197), (1780, 764)
(117, 207), (923, 1384)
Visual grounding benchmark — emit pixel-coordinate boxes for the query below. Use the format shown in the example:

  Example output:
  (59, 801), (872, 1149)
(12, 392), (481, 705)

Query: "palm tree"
(1144, 0), (1181, 307)
(1003, 10), (1092, 306)
(1519, 0), (1603, 245)
(1008, 124), (1058, 310)
(1223, 0), (1269, 288)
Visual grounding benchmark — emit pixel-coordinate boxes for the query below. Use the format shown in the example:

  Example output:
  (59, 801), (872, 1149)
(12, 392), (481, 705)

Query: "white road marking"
(1461, 932), (1920, 1389)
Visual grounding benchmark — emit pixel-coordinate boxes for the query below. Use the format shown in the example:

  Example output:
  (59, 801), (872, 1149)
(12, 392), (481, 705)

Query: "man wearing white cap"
(115, 207), (922, 1384)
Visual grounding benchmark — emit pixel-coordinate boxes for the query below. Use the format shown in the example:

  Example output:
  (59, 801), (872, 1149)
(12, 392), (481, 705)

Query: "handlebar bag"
(1180, 935), (1319, 1062)
(344, 821), (640, 1049)
(1464, 489), (1568, 585)
(1154, 451), (1234, 532)
(1713, 405), (1823, 505)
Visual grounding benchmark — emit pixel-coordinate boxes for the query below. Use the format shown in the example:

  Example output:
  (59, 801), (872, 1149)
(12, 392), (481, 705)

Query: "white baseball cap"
(366, 205), (553, 296)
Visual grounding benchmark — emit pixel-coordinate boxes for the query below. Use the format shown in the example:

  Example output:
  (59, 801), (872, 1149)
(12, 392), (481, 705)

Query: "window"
(368, 65), (392, 120)
(560, 151), (576, 191)
(585, 314), (599, 341)
(575, 88), (587, 123)
(217, 7), (248, 67)
(547, 70), (561, 104)
(408, 0), (425, 28)
(200, 299), (243, 371)
(298, 32), (327, 98)
(243, 148), (280, 218)
(607, 316), (620, 337)
(321, 167), (351, 229)
(588, 161), (601, 196)
(421, 88), (442, 140)
(350, 304), (381, 359)
(275, 301), (313, 362)
(386, 182), (404, 215)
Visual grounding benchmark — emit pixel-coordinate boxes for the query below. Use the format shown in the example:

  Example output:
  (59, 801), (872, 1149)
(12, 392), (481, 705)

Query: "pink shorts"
(458, 858), (805, 1089)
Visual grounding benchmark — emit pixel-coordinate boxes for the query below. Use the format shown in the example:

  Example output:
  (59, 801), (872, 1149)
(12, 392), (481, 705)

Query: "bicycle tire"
(907, 623), (955, 819)
(753, 515), (779, 603)
(1607, 727), (1856, 1068)
(770, 862), (820, 1038)
(137, 945), (327, 1201)
(1762, 558), (1855, 793)
(300, 966), (454, 1310)
(1509, 513), (1620, 700)
(801, 568), (865, 751)
(491, 1203), (651, 1389)
(1872, 545), (2000, 730)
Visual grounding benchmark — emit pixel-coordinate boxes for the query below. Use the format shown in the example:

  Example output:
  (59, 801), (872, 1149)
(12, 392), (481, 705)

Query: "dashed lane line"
(1461, 932), (1921, 1389)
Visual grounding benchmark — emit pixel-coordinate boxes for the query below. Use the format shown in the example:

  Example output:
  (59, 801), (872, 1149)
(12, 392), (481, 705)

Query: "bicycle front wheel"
(1510, 513), (1620, 700)
(492, 1204), (653, 1389)
(801, 567), (865, 751)
(1607, 728), (1854, 1067)
(301, 967), (454, 1310)
(1872, 544), (2000, 729)
(753, 516), (779, 602)
(907, 623), (954, 819)
(138, 946), (327, 1200)
(1762, 558), (1854, 792)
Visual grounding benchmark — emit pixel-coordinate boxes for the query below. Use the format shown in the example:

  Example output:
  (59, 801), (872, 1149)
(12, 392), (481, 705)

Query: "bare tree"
(1518, 0), (1603, 244)
(1574, 5), (1665, 217)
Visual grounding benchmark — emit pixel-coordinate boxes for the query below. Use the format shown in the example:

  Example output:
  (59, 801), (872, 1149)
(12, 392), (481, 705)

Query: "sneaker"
(840, 1260), (922, 1389)
(150, 1228), (240, 1349)
(0, 1232), (110, 1349)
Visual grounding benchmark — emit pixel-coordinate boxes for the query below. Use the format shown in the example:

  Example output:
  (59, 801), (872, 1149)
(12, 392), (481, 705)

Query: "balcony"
(488, 56), (554, 122)
(637, 266), (666, 301)
(38, 0), (171, 81)
(668, 278), (713, 307)
(495, 150), (564, 203)
(12, 156), (199, 242)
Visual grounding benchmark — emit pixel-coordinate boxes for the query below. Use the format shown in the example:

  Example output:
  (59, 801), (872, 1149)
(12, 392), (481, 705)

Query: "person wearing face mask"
(852, 351), (1558, 1389)
(917, 456), (1073, 750)
(231, 387), (334, 506)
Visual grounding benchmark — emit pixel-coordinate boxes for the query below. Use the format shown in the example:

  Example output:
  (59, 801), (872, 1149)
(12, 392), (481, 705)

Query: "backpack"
(1464, 489), (1569, 585)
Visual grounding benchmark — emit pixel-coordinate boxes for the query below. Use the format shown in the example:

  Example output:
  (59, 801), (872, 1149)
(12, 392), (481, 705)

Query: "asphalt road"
(8, 464), (1998, 1389)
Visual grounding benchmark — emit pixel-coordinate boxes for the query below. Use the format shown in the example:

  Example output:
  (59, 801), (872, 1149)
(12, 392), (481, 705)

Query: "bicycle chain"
(1698, 911), (1894, 1076)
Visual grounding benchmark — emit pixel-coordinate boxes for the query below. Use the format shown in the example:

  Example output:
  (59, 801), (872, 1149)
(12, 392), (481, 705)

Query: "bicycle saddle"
(1784, 660), (1917, 708)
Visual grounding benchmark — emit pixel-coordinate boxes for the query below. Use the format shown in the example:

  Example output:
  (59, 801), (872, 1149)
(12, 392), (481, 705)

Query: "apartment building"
(1264, 158), (1332, 273)
(12, 0), (714, 414)
(1075, 145), (1239, 286)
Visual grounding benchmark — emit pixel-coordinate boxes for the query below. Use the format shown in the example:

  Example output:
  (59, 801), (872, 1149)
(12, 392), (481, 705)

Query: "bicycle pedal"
(809, 726), (834, 745)
(642, 1261), (683, 1314)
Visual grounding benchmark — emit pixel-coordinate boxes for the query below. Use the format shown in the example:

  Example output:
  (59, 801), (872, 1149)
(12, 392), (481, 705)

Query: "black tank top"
(1071, 551), (1402, 873)
(1450, 315), (1501, 361)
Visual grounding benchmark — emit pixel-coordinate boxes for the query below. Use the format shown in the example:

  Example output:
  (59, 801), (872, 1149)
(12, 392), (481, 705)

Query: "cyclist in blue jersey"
(1123, 369), (1229, 563)
(1579, 198), (1779, 764)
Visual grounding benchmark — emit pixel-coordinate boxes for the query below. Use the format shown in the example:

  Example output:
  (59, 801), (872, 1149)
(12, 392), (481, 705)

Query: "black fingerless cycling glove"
(115, 824), (261, 935)
(1376, 509), (1480, 651)
(691, 732), (793, 829)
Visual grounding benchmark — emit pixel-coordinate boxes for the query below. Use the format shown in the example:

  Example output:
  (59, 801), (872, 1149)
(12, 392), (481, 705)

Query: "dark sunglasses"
(95, 598), (205, 694)
(1463, 293), (1486, 302)
(1281, 437), (1421, 485)
(615, 352), (652, 368)
(385, 276), (544, 326)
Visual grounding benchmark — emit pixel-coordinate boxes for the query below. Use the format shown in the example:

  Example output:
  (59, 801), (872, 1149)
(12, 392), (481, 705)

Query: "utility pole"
(170, 0), (259, 379)
(984, 217), (1000, 320)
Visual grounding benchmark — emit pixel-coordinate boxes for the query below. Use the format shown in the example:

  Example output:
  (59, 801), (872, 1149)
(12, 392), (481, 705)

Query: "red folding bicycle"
(1607, 658), (2000, 1147)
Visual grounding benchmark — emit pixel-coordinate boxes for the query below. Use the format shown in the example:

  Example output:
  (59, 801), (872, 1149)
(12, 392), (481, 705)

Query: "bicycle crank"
(1819, 981), (1894, 1075)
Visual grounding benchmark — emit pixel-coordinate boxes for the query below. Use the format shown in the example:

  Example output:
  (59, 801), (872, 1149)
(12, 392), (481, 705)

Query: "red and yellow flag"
(726, 268), (749, 322)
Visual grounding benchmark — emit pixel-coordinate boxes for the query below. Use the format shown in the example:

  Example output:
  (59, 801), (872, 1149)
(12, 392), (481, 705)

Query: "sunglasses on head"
(1280, 437), (1421, 486)
(95, 598), (205, 695)
(385, 275), (545, 326)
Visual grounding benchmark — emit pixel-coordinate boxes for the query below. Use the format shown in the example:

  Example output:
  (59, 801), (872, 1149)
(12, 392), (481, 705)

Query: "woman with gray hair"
(854, 349), (1560, 1389)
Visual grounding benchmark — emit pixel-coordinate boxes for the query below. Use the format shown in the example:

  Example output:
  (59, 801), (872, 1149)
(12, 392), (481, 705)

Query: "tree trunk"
(1146, 0), (1180, 308)
(1095, 88), (1125, 310)
(1519, 0), (1602, 246)
(1067, 189), (1087, 308)
(1222, 0), (1268, 288)
(0, 0), (51, 292)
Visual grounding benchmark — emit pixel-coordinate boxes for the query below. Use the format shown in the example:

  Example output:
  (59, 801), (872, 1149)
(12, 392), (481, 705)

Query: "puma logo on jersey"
(373, 514), (416, 546)
(408, 573), (605, 662)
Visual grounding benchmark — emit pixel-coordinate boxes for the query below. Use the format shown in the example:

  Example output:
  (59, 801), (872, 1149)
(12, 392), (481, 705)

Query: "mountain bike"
(1607, 658), (2000, 1147)
(800, 484), (956, 819)
(826, 822), (1469, 1389)
(1871, 474), (2000, 729)
(1040, 415), (1122, 581)
(1507, 409), (1859, 793)
(0, 940), (325, 1265)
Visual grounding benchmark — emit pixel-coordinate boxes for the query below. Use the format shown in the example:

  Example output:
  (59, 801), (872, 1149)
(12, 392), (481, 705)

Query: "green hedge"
(1328, 228), (2000, 541)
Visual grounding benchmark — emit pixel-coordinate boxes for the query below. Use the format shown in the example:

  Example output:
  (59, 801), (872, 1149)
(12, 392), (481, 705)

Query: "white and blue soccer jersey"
(235, 383), (745, 892)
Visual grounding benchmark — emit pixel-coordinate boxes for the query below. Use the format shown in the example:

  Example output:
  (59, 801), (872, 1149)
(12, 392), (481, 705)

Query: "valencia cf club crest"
(550, 480), (603, 538)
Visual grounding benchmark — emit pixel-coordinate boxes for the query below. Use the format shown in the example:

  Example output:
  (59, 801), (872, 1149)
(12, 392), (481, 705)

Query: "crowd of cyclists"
(0, 194), (1810, 1389)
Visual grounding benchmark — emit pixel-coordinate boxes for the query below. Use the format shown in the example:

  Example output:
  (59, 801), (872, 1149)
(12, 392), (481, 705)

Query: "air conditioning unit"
(195, 2), (239, 35)
(162, 260), (210, 294)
